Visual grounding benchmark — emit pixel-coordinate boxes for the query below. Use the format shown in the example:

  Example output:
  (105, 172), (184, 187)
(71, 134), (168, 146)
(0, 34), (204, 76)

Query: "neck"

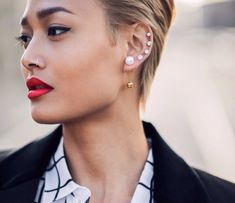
(62, 104), (148, 201)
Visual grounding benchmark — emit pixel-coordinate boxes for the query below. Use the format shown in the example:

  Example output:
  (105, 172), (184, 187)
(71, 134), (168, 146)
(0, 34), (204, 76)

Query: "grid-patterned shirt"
(35, 138), (154, 203)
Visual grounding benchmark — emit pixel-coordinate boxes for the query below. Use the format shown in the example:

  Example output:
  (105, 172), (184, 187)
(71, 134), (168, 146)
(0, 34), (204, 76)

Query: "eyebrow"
(20, 7), (74, 26)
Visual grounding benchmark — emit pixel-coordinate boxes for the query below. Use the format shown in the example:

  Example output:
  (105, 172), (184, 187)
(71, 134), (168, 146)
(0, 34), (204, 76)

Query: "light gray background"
(1, 0), (235, 182)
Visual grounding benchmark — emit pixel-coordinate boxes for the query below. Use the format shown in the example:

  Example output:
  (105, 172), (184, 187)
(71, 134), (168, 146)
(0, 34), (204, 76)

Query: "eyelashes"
(16, 35), (31, 49)
(16, 26), (71, 49)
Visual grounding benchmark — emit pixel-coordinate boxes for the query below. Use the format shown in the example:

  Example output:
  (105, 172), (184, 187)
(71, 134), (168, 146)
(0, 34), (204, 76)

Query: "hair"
(99, 0), (175, 104)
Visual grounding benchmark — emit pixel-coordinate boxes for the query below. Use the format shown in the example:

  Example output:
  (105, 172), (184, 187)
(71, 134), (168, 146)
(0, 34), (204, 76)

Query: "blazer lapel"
(143, 121), (211, 203)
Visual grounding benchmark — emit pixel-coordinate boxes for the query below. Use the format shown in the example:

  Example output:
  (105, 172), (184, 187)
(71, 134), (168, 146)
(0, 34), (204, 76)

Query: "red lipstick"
(26, 76), (54, 99)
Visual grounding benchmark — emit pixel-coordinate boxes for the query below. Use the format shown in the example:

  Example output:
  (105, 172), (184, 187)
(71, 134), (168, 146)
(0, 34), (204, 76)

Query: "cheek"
(58, 52), (123, 106)
(39, 38), (124, 122)
(56, 34), (124, 96)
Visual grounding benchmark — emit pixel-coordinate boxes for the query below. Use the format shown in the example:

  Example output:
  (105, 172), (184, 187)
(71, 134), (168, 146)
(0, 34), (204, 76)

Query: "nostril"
(28, 63), (40, 68)
(21, 56), (44, 70)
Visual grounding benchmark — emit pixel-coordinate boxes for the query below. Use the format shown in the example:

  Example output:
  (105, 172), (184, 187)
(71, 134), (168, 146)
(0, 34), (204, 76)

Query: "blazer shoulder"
(0, 150), (13, 163)
(194, 168), (235, 203)
(0, 126), (62, 189)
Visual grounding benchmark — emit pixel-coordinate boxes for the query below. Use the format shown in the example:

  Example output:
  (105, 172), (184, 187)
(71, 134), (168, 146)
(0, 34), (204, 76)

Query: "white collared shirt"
(35, 138), (154, 203)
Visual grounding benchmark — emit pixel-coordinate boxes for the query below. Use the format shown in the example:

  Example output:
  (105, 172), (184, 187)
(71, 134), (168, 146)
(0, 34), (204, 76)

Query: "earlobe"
(124, 55), (136, 71)
(125, 56), (135, 66)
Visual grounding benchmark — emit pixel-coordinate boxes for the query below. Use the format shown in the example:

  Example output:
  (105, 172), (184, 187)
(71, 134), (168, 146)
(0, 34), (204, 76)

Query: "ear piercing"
(35, 58), (39, 67)
(29, 58), (40, 68)
(125, 56), (135, 66)
(146, 41), (152, 46)
(144, 49), (150, 55)
(137, 32), (152, 61)
(127, 81), (134, 88)
(144, 32), (152, 56)
(137, 55), (144, 61)
(125, 32), (152, 66)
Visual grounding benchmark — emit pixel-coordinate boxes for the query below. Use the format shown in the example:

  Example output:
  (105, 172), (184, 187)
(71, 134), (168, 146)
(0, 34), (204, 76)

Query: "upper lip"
(26, 76), (54, 91)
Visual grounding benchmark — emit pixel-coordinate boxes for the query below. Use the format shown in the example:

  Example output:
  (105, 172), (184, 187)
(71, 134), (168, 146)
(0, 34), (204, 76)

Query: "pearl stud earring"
(146, 41), (152, 46)
(137, 55), (144, 61)
(125, 56), (135, 66)
(144, 49), (149, 55)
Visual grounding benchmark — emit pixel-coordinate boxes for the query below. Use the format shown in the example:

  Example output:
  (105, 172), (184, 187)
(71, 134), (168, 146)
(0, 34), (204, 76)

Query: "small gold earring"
(127, 81), (134, 88)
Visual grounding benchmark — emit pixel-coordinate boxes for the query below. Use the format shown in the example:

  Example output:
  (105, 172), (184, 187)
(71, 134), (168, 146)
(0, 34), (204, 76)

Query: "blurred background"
(1, 0), (235, 182)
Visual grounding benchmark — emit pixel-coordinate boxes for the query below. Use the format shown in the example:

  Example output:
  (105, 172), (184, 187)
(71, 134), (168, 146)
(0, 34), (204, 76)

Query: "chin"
(30, 106), (61, 124)
(30, 105), (84, 125)
(32, 114), (60, 124)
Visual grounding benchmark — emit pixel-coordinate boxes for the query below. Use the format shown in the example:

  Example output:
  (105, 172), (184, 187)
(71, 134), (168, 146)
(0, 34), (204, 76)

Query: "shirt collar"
(131, 146), (154, 202)
(43, 137), (91, 202)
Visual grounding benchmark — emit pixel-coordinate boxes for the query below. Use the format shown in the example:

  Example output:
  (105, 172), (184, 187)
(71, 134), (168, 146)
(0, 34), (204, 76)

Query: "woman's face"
(20, 0), (127, 124)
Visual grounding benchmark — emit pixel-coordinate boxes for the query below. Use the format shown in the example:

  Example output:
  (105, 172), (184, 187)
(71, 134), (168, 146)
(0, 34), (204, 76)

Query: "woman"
(0, 0), (235, 202)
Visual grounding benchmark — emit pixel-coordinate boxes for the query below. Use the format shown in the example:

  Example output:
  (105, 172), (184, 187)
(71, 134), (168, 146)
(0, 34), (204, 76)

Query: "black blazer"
(0, 121), (235, 203)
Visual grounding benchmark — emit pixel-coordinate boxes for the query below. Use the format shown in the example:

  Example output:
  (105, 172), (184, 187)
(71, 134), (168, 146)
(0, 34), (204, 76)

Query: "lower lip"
(28, 88), (53, 99)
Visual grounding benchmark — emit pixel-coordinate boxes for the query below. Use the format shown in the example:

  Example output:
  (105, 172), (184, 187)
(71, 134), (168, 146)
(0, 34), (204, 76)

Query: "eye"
(48, 26), (71, 36)
(16, 34), (32, 49)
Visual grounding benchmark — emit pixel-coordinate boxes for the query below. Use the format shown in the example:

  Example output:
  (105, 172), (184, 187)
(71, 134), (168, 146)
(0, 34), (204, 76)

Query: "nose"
(21, 54), (45, 71)
(20, 38), (45, 71)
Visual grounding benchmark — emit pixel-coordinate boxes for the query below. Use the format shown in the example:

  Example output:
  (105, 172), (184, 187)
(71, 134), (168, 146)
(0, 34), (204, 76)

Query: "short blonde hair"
(100, 0), (175, 103)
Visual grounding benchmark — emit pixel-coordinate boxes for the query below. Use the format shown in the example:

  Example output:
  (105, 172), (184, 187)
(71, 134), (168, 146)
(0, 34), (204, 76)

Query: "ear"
(123, 23), (153, 72)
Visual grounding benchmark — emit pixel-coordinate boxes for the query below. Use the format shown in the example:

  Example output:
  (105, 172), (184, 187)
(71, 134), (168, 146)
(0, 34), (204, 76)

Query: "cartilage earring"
(144, 49), (149, 55)
(127, 81), (134, 88)
(137, 55), (144, 61)
(125, 56), (135, 66)
(143, 32), (152, 56)
(146, 41), (152, 46)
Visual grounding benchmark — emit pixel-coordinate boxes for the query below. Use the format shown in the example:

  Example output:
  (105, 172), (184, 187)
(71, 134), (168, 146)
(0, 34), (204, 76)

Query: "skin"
(19, 0), (153, 202)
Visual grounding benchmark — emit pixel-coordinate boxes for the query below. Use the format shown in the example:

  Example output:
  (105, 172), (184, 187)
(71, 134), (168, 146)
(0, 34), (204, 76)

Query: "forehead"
(22, 0), (103, 21)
